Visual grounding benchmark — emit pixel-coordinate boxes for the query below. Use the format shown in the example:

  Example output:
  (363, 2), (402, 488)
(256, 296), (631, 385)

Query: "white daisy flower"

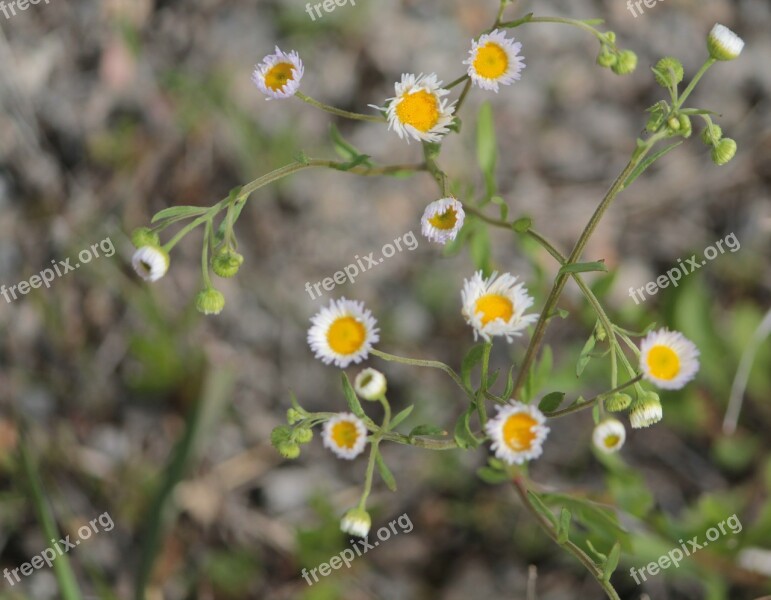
(629, 393), (663, 429)
(307, 298), (379, 368)
(421, 198), (465, 244)
(354, 368), (387, 401)
(738, 548), (771, 577)
(707, 24), (744, 61)
(464, 29), (526, 92)
(322, 413), (368, 460)
(132, 246), (169, 282)
(461, 271), (539, 342)
(592, 419), (626, 453)
(374, 73), (456, 143)
(639, 328), (700, 390)
(340, 507), (371, 538)
(485, 401), (550, 465)
(252, 46), (304, 99)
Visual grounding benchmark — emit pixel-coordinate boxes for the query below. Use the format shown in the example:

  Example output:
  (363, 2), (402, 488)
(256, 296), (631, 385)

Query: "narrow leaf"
(341, 373), (366, 419)
(603, 542), (622, 582)
(623, 141), (683, 189)
(388, 405), (414, 431)
(558, 261), (607, 276)
(151, 206), (208, 223)
(557, 508), (572, 544)
(376, 452), (397, 492)
(408, 424), (446, 437)
(527, 490), (558, 528)
(461, 343), (485, 389)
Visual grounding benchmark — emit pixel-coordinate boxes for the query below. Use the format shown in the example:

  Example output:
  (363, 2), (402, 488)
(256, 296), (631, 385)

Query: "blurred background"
(0, 0), (769, 598)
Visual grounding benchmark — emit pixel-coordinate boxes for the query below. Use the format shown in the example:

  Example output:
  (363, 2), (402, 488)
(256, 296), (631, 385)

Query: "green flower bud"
(195, 288), (225, 315)
(629, 391), (662, 429)
(711, 138), (737, 166)
(652, 57), (684, 88)
(678, 114), (692, 139)
(293, 427), (313, 444)
(212, 250), (244, 278)
(707, 23), (744, 61)
(277, 442), (301, 459)
(701, 123), (723, 146)
(131, 227), (160, 249)
(287, 408), (303, 425)
(605, 392), (632, 412)
(596, 50), (617, 68)
(611, 50), (638, 75)
(271, 425), (292, 448)
(340, 508), (371, 538)
(666, 116), (681, 133)
(605, 32), (616, 44)
(645, 109), (666, 134)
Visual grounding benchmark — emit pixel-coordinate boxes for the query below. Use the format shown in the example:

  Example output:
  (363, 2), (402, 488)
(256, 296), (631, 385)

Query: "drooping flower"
(252, 46), (304, 99)
(322, 413), (368, 460)
(592, 419), (626, 453)
(421, 198), (465, 244)
(340, 507), (371, 538)
(707, 24), (744, 61)
(629, 391), (663, 429)
(354, 368), (387, 401)
(464, 29), (525, 92)
(485, 401), (550, 465)
(132, 246), (169, 282)
(639, 329), (700, 390)
(375, 73), (456, 143)
(461, 271), (538, 342)
(307, 298), (379, 368)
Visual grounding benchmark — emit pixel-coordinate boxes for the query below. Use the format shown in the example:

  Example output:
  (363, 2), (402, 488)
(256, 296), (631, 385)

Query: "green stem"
(295, 91), (386, 122)
(500, 15), (607, 44)
(446, 74), (469, 89)
(371, 348), (472, 399)
(477, 342), (493, 425)
(359, 396), (391, 509)
(422, 143), (449, 195)
(455, 79), (473, 114)
(512, 476), (622, 600)
(675, 58), (716, 110)
(544, 375), (643, 419)
(201, 219), (213, 288)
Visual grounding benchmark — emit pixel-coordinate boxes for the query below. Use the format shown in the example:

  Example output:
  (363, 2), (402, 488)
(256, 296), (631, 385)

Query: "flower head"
(195, 288), (225, 315)
(340, 507), (371, 538)
(592, 419), (626, 453)
(639, 328), (700, 390)
(461, 271), (538, 342)
(421, 198), (465, 244)
(307, 298), (379, 368)
(132, 246), (169, 282)
(354, 368), (387, 401)
(376, 73), (456, 143)
(464, 29), (525, 92)
(485, 401), (550, 465)
(322, 413), (368, 459)
(252, 46), (304, 99)
(629, 391), (663, 429)
(707, 24), (744, 61)
(605, 392), (632, 412)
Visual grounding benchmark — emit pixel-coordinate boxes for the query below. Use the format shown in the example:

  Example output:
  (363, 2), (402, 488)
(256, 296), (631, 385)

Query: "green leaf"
(603, 542), (621, 582)
(376, 452), (397, 492)
(477, 466), (510, 485)
(491, 195), (508, 221)
(388, 405), (414, 431)
(151, 205), (208, 223)
(576, 334), (597, 377)
(542, 493), (628, 544)
(476, 101), (497, 198)
(330, 124), (367, 161)
(289, 391), (303, 412)
(623, 141), (683, 189)
(524, 346), (553, 402)
(486, 369), (500, 389)
(453, 405), (480, 449)
(558, 261), (607, 276)
(527, 490), (558, 528)
(539, 392), (565, 413)
(341, 373), (366, 419)
(586, 539), (607, 562)
(470, 224), (493, 275)
(461, 344), (486, 389)
(502, 365), (516, 399)
(408, 424), (446, 437)
(512, 217), (532, 233)
(557, 508), (572, 544)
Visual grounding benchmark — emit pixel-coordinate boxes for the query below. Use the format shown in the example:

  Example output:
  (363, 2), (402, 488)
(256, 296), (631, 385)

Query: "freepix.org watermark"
(305, 231), (418, 300)
(3, 512), (114, 587)
(0, 0), (51, 20)
(626, 0), (664, 18)
(305, 0), (356, 21)
(1, 236), (115, 304)
(629, 513), (742, 584)
(301, 513), (413, 586)
(628, 232), (739, 304)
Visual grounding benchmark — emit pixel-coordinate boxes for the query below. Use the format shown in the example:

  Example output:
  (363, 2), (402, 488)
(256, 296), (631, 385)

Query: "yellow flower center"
(428, 207), (458, 230)
(331, 421), (360, 449)
(646, 345), (681, 380)
(264, 62), (296, 91)
(604, 434), (620, 449)
(502, 412), (538, 451)
(327, 316), (366, 355)
(473, 42), (509, 79)
(395, 89), (440, 132)
(474, 294), (514, 326)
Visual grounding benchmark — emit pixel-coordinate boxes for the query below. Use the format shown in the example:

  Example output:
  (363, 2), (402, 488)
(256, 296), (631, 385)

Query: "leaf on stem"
(454, 404), (480, 449)
(388, 405), (415, 431)
(341, 373), (367, 419)
(408, 424), (447, 437)
(461, 343), (486, 389)
(622, 141), (683, 189)
(558, 261), (607, 276)
(539, 391), (565, 413)
(576, 334), (597, 377)
(376, 452), (397, 492)
(151, 206), (209, 223)
(557, 507), (572, 544)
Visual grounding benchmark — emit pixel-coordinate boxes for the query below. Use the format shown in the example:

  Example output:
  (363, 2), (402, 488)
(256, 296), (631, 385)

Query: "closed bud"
(652, 57), (684, 88)
(629, 391), (662, 429)
(605, 392), (632, 412)
(646, 109), (666, 134)
(711, 138), (737, 166)
(597, 50), (617, 68)
(277, 442), (301, 459)
(666, 116), (681, 134)
(611, 50), (638, 75)
(287, 408), (303, 424)
(701, 123), (723, 146)
(707, 24), (744, 61)
(131, 227), (160, 249)
(678, 114), (692, 138)
(293, 427), (313, 444)
(212, 250), (244, 278)
(195, 288), (226, 315)
(605, 32), (617, 44)
(271, 425), (292, 448)
(340, 508), (371, 538)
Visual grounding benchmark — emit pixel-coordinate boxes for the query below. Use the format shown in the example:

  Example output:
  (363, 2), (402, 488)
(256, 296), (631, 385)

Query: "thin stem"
(370, 348), (472, 399)
(675, 58), (716, 110)
(359, 395), (391, 509)
(512, 476), (621, 600)
(477, 342), (493, 425)
(544, 375), (643, 419)
(295, 91), (386, 123)
(446, 74), (469, 90)
(500, 15), (607, 43)
(455, 79), (473, 114)
(201, 218), (213, 288)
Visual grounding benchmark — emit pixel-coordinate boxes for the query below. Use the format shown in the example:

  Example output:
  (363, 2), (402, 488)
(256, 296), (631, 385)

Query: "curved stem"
(675, 58), (716, 110)
(500, 15), (608, 44)
(371, 348), (472, 399)
(545, 375), (642, 419)
(455, 79), (473, 114)
(295, 91), (386, 123)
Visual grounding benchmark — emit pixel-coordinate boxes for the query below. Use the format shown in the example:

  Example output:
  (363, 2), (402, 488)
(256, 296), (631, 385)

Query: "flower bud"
(678, 114), (692, 138)
(277, 442), (301, 459)
(605, 392), (632, 412)
(666, 116), (681, 133)
(646, 109), (666, 134)
(132, 246), (170, 282)
(592, 418), (626, 453)
(701, 123), (723, 146)
(340, 507), (371, 538)
(611, 50), (638, 75)
(271, 425), (292, 448)
(195, 288), (226, 315)
(629, 391), (662, 429)
(287, 408), (303, 425)
(293, 427), (313, 444)
(707, 23), (744, 61)
(605, 32), (617, 44)
(212, 250), (244, 278)
(131, 227), (160, 249)
(711, 138), (737, 166)
(652, 57), (684, 88)
(354, 368), (387, 401)
(596, 50), (617, 68)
